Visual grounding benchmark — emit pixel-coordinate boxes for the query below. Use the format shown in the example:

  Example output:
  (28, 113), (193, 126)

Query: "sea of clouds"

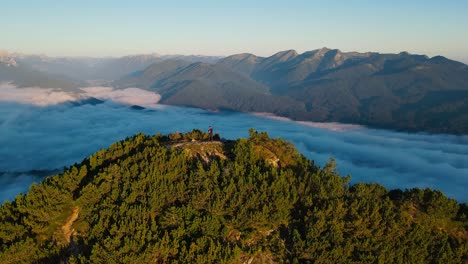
(0, 83), (467, 202)
(0, 82), (161, 107)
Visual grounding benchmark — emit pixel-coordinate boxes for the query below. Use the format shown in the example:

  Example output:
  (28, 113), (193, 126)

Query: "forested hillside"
(217, 49), (468, 134)
(116, 48), (468, 134)
(0, 130), (467, 263)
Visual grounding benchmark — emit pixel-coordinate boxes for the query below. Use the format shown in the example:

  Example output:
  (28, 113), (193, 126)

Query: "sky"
(1, 0), (468, 62)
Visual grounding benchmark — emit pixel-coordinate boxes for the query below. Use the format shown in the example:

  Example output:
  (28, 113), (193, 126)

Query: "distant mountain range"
(4, 52), (219, 81)
(116, 48), (468, 134)
(0, 51), (82, 89)
(1, 48), (467, 134)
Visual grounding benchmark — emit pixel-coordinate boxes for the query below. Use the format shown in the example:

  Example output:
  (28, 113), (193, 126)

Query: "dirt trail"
(168, 141), (227, 163)
(170, 140), (223, 148)
(62, 207), (80, 244)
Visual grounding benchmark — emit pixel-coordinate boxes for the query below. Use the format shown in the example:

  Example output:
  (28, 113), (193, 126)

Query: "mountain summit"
(0, 130), (466, 262)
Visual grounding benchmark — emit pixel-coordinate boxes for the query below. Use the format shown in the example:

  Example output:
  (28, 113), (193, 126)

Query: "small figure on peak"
(208, 126), (213, 141)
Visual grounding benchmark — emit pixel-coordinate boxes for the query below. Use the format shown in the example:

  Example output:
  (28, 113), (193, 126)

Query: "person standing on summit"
(208, 126), (213, 141)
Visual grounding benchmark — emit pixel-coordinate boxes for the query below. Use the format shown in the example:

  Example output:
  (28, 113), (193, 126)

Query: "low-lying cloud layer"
(0, 82), (161, 107)
(0, 82), (76, 106)
(0, 84), (467, 203)
(80, 87), (161, 108)
(253, 112), (365, 131)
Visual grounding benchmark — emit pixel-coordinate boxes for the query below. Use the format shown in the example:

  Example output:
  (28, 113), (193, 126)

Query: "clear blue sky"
(2, 0), (468, 62)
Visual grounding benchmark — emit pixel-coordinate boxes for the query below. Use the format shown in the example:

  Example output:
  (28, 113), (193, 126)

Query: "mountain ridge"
(115, 48), (468, 134)
(2, 51), (222, 82)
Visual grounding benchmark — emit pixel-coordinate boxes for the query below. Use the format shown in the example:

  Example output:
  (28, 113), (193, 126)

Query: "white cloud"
(0, 86), (467, 203)
(80, 87), (161, 108)
(251, 112), (364, 131)
(0, 82), (76, 106)
(0, 83), (161, 108)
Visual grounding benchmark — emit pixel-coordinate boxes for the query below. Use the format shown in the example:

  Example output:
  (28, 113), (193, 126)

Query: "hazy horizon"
(2, 1), (468, 63)
(2, 48), (468, 66)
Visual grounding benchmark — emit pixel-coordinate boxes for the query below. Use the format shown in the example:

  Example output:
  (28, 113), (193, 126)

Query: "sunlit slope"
(0, 130), (466, 263)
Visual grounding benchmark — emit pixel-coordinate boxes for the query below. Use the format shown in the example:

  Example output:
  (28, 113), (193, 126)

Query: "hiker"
(208, 126), (213, 141)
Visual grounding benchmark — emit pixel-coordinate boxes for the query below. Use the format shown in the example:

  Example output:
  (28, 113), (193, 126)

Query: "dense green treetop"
(0, 130), (466, 263)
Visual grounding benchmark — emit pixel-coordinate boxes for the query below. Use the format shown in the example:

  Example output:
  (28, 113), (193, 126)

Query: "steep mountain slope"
(0, 130), (466, 263)
(115, 48), (468, 133)
(114, 59), (193, 88)
(282, 52), (468, 132)
(214, 53), (261, 76)
(117, 60), (305, 113)
(161, 54), (221, 64)
(218, 48), (468, 133)
(89, 54), (165, 80)
(218, 47), (373, 90)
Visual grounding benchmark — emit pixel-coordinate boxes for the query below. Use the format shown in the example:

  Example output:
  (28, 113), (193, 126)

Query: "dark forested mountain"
(218, 48), (468, 133)
(117, 48), (468, 134)
(117, 60), (305, 113)
(0, 130), (466, 263)
(115, 59), (193, 88)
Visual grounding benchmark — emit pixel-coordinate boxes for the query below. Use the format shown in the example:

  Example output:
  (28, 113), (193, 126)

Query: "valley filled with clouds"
(0, 82), (161, 107)
(0, 83), (467, 202)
